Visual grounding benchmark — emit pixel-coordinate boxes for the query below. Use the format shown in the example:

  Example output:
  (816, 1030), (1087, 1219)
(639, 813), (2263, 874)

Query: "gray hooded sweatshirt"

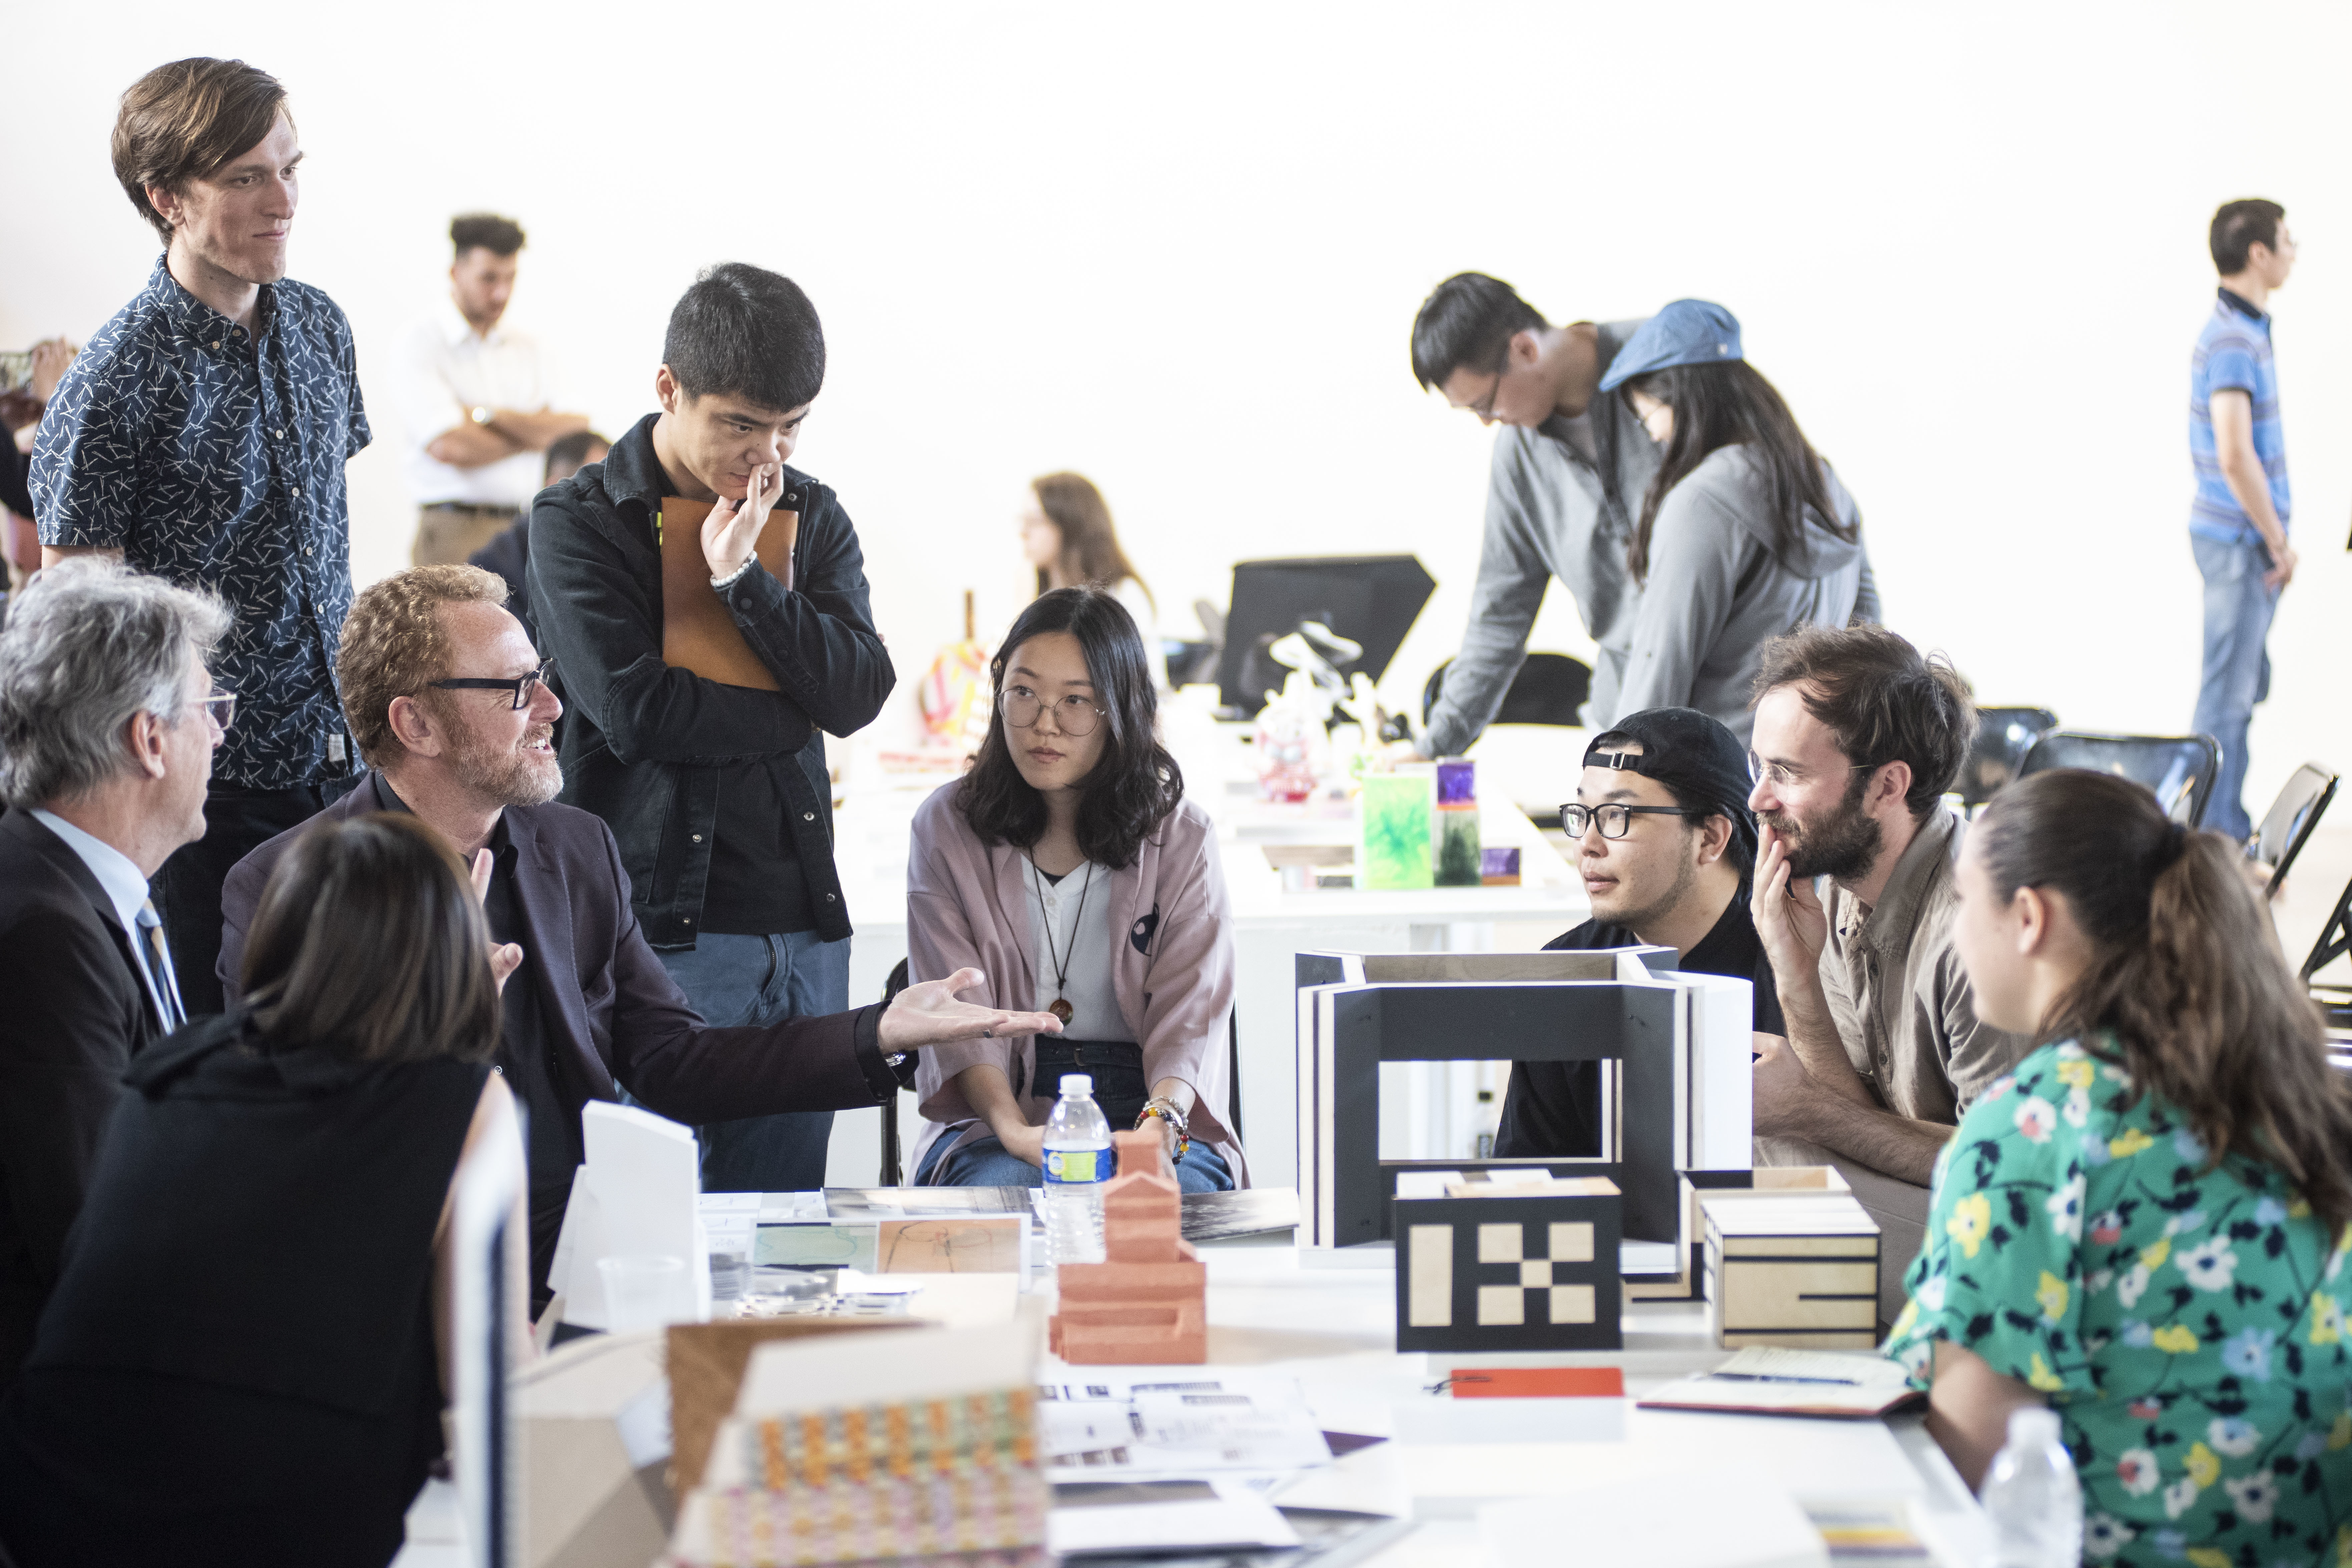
(1606, 443), (1878, 744)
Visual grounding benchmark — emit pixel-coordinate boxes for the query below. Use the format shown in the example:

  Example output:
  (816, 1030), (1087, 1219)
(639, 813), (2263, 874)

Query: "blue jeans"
(917, 1129), (1233, 1194)
(657, 930), (849, 1192)
(2191, 533), (2280, 840)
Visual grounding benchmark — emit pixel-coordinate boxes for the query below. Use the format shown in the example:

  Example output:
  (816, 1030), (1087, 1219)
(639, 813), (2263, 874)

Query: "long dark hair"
(957, 587), (1182, 869)
(241, 814), (500, 1066)
(1032, 472), (1151, 613)
(1623, 361), (1855, 583)
(1976, 770), (2352, 1234)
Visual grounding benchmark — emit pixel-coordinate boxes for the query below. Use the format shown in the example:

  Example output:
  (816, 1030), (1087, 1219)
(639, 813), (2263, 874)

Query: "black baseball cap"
(1579, 708), (1757, 859)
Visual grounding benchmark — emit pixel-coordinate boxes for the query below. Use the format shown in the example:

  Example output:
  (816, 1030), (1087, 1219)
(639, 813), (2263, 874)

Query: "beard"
(1760, 771), (1882, 882)
(449, 720), (563, 808)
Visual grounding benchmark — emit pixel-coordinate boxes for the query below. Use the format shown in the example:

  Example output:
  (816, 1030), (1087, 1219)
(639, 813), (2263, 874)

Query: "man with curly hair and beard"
(1742, 625), (2032, 1325)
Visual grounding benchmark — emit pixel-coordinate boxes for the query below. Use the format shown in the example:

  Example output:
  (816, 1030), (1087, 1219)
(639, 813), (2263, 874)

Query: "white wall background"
(7, 1), (2350, 806)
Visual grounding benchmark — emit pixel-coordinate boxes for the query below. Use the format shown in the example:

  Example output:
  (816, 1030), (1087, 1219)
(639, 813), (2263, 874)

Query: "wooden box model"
(1394, 1177), (1623, 1352)
(1050, 1131), (1207, 1364)
(1700, 1185), (1880, 1349)
(1628, 1166), (1854, 1302)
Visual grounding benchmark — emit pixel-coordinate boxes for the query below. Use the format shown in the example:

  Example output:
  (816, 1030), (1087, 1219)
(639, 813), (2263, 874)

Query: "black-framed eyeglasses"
(184, 691), (237, 734)
(427, 658), (555, 712)
(1560, 802), (1708, 840)
(1745, 751), (1875, 789)
(1468, 342), (1513, 422)
(1000, 684), (1106, 737)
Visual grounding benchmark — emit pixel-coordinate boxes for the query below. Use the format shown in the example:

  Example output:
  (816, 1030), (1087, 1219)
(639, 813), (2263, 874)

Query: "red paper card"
(1448, 1367), (1624, 1399)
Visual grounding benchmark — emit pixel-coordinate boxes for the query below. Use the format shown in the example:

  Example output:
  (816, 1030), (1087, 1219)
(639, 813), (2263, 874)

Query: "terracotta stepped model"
(1049, 1129), (1207, 1363)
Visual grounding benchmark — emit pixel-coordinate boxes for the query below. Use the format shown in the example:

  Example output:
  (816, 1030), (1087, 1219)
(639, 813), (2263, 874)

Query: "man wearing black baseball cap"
(1494, 708), (1782, 1157)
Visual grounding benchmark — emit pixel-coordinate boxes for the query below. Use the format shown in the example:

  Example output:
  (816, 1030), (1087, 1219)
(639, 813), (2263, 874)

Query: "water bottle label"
(1045, 1148), (1109, 1184)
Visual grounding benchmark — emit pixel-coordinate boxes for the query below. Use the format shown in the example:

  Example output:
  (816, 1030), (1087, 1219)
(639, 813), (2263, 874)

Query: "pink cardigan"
(905, 780), (1247, 1186)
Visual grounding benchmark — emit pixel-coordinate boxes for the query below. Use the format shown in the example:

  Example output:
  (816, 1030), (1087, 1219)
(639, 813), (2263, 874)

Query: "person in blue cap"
(1598, 300), (1877, 745)
(1406, 274), (1662, 756)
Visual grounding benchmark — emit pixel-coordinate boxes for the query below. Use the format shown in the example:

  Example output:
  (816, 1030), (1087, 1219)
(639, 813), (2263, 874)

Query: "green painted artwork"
(1359, 773), (1435, 889)
(1436, 808), (1482, 886)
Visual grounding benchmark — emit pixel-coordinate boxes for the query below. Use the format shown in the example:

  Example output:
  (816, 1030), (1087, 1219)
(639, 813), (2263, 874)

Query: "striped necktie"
(136, 898), (186, 1030)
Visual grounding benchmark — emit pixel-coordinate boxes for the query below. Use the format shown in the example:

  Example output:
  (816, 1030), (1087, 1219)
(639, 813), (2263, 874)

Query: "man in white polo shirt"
(399, 213), (590, 565)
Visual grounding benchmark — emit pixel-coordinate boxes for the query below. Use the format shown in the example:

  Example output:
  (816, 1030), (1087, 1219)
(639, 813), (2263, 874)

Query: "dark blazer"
(0, 808), (167, 1382)
(216, 778), (899, 1131)
(526, 414), (895, 949)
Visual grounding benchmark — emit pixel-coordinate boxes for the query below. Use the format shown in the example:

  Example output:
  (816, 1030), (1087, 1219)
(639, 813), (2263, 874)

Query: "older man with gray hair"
(0, 559), (230, 1384)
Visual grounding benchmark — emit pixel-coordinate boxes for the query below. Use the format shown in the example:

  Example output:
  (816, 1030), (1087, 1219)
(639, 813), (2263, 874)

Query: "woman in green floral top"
(1885, 770), (2352, 1565)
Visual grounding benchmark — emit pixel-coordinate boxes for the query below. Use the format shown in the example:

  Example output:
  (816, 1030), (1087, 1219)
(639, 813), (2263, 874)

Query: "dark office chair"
(2248, 763), (2338, 902)
(2015, 731), (2223, 827)
(1421, 653), (1593, 729)
(1959, 706), (2059, 810)
(879, 958), (917, 1185)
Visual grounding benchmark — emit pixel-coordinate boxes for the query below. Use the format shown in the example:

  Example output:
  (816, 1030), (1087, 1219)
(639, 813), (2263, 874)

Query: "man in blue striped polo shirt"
(2188, 198), (2298, 841)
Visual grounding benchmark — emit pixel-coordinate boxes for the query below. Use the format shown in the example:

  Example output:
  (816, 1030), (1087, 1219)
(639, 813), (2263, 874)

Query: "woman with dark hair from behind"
(1599, 299), (1877, 743)
(1019, 472), (1165, 687)
(0, 814), (528, 1568)
(1889, 769), (2352, 1556)
(907, 586), (1243, 1191)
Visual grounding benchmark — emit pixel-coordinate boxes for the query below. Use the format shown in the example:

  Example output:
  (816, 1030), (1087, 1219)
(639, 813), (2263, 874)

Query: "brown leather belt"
(421, 501), (518, 515)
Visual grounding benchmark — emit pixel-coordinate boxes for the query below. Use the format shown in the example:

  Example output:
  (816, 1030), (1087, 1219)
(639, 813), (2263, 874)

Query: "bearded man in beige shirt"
(1742, 625), (2033, 1325)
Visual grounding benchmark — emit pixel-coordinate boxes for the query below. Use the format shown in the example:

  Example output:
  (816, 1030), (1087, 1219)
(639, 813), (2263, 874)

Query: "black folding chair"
(1959, 706), (2059, 811)
(2016, 731), (2223, 827)
(1422, 652), (1593, 729)
(2247, 762), (2338, 902)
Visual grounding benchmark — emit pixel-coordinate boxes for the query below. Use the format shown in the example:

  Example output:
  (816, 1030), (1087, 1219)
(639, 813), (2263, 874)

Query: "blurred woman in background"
(1020, 471), (1165, 687)
(1599, 300), (1876, 743)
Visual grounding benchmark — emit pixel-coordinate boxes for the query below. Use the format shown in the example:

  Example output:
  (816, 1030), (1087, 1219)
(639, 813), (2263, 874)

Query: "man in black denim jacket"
(528, 264), (894, 1190)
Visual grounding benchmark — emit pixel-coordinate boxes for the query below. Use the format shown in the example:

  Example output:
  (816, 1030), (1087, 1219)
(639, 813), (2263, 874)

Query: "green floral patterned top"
(1885, 1038), (2352, 1566)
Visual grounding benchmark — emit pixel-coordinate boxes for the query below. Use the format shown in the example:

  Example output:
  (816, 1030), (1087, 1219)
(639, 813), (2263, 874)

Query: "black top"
(466, 513), (536, 646)
(527, 414), (893, 948)
(0, 809), (167, 1386)
(0, 1012), (486, 1565)
(1494, 888), (1784, 1159)
(365, 774), (573, 1296)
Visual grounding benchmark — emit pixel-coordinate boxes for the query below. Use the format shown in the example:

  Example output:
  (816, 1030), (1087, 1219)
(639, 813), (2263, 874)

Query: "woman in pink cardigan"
(907, 587), (1246, 1190)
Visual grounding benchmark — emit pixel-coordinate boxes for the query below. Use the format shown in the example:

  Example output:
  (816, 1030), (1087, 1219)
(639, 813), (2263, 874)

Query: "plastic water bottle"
(1043, 1074), (1113, 1265)
(1979, 1408), (2082, 1567)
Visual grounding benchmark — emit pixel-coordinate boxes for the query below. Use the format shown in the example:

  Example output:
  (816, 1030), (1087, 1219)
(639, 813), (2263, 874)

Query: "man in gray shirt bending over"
(1406, 273), (1657, 758)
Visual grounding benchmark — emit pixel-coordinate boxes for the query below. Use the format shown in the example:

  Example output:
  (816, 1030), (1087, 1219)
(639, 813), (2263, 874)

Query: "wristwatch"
(469, 405), (494, 426)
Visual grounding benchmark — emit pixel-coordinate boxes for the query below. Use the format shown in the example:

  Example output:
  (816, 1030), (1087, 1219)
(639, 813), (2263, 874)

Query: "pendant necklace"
(1028, 855), (1094, 1028)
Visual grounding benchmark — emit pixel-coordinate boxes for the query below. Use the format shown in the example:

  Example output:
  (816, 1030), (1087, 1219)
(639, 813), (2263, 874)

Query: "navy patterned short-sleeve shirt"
(31, 258), (370, 791)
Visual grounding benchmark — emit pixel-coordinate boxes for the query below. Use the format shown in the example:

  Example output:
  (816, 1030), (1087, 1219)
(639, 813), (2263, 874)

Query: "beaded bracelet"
(1136, 1098), (1191, 1163)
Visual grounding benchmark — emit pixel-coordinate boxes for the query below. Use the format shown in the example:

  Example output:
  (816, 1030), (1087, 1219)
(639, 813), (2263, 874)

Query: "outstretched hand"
(700, 463), (787, 582)
(469, 849), (525, 994)
(1751, 824), (1829, 984)
(879, 966), (1065, 1054)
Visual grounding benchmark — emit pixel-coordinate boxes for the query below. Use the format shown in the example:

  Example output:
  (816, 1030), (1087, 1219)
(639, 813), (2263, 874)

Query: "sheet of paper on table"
(1048, 1475), (1302, 1558)
(1481, 1466), (1830, 1568)
(1039, 1370), (1333, 1479)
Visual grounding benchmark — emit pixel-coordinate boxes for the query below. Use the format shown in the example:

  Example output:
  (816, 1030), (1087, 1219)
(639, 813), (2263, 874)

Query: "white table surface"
(398, 1234), (1988, 1567)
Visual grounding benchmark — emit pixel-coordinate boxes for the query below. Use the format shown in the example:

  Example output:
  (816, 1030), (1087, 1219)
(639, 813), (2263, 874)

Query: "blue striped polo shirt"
(2188, 288), (2288, 544)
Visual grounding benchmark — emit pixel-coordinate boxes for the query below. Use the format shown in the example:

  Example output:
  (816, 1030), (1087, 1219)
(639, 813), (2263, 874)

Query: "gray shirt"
(1607, 444), (1880, 744)
(1422, 319), (1659, 759)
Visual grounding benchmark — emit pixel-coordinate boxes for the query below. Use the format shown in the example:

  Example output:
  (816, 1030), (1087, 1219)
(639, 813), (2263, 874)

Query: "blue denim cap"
(1596, 299), (1744, 391)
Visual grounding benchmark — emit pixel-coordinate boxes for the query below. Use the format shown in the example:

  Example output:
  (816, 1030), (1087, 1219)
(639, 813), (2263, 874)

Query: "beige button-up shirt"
(1818, 806), (2031, 1126)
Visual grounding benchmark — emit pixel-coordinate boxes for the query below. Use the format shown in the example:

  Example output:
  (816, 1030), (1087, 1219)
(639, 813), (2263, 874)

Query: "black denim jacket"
(526, 414), (895, 948)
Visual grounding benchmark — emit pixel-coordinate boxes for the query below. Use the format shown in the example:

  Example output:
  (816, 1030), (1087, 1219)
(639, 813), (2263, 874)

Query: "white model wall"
(6, 2), (2348, 803)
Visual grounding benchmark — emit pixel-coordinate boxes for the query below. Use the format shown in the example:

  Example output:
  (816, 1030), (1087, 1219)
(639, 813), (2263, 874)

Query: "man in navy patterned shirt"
(31, 58), (369, 1014)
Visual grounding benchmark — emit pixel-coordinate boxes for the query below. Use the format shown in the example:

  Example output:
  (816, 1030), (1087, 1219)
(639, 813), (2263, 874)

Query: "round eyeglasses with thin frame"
(1745, 751), (1875, 790)
(427, 658), (556, 712)
(1559, 802), (1706, 839)
(1000, 685), (1107, 737)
